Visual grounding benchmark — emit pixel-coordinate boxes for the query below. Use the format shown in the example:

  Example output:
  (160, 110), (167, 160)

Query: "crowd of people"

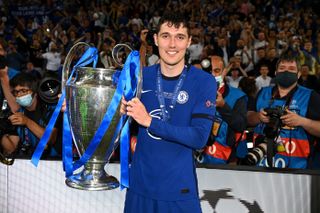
(0, 0), (320, 170)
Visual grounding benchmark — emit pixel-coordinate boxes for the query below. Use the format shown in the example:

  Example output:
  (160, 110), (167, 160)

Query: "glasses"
(12, 89), (31, 96)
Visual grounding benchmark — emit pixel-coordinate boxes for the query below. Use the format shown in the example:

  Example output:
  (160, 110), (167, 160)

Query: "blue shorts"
(124, 189), (202, 213)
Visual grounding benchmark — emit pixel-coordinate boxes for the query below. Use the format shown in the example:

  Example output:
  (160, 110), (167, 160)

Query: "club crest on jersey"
(177, 91), (189, 104)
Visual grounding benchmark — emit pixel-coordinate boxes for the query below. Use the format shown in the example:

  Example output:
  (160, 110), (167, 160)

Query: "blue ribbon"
(121, 52), (140, 189)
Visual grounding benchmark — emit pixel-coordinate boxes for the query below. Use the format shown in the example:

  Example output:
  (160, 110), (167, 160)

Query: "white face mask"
(16, 94), (33, 107)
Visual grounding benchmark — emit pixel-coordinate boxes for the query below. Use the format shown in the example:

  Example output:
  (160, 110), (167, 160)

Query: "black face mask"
(275, 71), (298, 88)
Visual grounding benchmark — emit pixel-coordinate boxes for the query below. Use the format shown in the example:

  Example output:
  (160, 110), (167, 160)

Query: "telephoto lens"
(38, 74), (61, 104)
(243, 143), (267, 165)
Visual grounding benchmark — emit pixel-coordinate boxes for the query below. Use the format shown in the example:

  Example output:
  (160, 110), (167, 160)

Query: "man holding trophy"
(121, 12), (217, 213)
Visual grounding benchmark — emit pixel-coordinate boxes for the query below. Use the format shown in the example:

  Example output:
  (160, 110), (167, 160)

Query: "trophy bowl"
(65, 66), (120, 190)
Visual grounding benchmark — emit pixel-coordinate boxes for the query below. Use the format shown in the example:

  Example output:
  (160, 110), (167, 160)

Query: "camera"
(38, 73), (61, 104)
(242, 135), (267, 165)
(264, 106), (286, 138)
(243, 106), (285, 165)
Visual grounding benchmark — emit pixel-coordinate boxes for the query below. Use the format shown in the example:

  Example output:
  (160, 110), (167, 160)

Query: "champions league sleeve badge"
(205, 100), (214, 108)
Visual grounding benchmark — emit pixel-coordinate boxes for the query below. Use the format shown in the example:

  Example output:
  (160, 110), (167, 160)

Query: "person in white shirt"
(255, 64), (272, 91)
(225, 57), (248, 88)
(41, 43), (61, 73)
(187, 35), (203, 64)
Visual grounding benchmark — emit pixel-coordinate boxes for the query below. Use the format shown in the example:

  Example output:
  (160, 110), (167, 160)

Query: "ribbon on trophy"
(31, 46), (140, 190)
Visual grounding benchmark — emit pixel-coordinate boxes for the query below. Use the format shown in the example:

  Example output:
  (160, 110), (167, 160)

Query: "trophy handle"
(111, 43), (133, 68)
(61, 42), (91, 90)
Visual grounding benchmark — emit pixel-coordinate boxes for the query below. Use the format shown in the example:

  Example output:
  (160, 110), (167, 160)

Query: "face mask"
(16, 94), (33, 107)
(275, 71), (298, 88)
(215, 75), (224, 88)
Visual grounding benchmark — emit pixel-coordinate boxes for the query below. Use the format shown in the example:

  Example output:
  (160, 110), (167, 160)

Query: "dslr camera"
(243, 106), (286, 165)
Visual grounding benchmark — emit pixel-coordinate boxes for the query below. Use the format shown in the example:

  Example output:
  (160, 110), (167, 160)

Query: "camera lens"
(244, 143), (267, 165)
(38, 74), (61, 104)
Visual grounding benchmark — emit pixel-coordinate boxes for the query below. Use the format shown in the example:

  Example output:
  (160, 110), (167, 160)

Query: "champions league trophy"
(61, 42), (136, 190)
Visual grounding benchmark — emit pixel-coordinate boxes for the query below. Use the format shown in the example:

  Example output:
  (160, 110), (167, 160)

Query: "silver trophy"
(62, 42), (134, 190)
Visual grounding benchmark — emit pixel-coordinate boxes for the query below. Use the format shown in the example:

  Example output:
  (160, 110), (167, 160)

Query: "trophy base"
(65, 166), (119, 190)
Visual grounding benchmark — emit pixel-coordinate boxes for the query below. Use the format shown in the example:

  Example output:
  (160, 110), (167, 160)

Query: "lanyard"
(156, 64), (188, 121)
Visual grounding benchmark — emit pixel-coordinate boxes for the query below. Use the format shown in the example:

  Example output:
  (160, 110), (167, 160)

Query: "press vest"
(202, 86), (247, 164)
(254, 86), (312, 168)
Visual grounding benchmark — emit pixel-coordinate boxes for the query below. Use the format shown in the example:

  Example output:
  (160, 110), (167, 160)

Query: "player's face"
(154, 22), (191, 68)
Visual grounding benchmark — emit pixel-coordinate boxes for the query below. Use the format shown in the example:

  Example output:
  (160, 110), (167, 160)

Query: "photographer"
(0, 69), (61, 158)
(247, 51), (320, 169)
(198, 56), (248, 164)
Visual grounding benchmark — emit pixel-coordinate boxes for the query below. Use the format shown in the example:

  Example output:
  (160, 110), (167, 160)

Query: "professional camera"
(242, 106), (285, 165)
(242, 135), (267, 165)
(38, 73), (61, 104)
(264, 106), (286, 138)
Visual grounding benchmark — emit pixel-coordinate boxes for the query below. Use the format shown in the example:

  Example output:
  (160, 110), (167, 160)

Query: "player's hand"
(126, 97), (152, 127)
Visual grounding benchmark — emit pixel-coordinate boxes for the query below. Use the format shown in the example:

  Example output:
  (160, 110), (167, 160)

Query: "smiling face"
(154, 22), (191, 75)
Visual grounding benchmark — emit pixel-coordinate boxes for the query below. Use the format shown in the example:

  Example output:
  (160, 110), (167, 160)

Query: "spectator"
(253, 31), (269, 64)
(253, 47), (268, 76)
(6, 41), (26, 72)
(188, 35), (204, 64)
(255, 64), (272, 91)
(225, 56), (248, 88)
(265, 47), (279, 77)
(233, 38), (253, 73)
(298, 64), (320, 92)
(40, 42), (62, 73)
(24, 62), (42, 79)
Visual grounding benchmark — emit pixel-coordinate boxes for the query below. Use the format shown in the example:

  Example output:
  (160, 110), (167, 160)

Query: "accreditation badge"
(212, 117), (222, 136)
